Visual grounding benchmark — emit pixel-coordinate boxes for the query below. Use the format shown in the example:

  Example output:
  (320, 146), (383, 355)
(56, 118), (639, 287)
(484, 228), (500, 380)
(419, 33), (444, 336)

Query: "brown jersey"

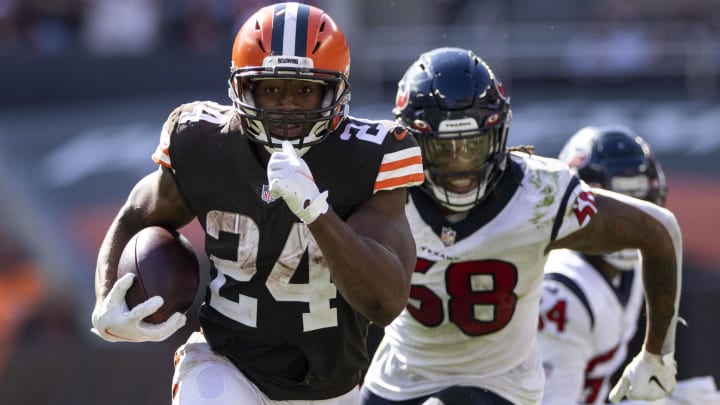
(151, 101), (424, 400)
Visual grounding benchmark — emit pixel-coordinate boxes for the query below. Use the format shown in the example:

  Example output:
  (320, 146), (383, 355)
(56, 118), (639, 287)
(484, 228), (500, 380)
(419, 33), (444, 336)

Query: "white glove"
(267, 141), (329, 224)
(91, 273), (186, 343)
(609, 349), (677, 403)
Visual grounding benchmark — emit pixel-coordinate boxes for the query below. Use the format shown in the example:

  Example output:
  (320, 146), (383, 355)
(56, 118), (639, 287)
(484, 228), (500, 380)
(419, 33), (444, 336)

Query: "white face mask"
(603, 248), (639, 270)
(428, 181), (488, 212)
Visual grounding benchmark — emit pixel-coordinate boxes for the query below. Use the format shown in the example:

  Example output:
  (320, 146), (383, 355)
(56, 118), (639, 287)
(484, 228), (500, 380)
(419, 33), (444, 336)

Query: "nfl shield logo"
(261, 184), (275, 203)
(440, 226), (457, 246)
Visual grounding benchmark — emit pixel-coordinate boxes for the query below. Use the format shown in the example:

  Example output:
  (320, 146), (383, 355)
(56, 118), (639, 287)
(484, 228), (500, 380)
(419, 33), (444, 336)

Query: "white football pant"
(172, 331), (359, 405)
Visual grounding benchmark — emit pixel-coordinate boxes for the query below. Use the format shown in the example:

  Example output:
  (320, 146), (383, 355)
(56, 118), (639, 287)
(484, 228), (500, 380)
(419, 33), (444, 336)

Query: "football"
(117, 226), (200, 324)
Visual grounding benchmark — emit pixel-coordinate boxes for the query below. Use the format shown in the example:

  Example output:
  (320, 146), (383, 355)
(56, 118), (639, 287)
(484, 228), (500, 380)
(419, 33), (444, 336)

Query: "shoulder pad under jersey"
(152, 101), (233, 169)
(512, 153), (596, 240)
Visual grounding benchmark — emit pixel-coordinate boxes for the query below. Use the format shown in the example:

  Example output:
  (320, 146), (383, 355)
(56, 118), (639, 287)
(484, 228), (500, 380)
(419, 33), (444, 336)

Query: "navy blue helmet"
(394, 47), (511, 211)
(559, 125), (667, 206)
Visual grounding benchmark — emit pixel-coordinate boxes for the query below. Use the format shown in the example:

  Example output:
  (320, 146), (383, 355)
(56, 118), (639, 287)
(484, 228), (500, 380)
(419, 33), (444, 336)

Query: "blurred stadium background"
(0, 0), (718, 403)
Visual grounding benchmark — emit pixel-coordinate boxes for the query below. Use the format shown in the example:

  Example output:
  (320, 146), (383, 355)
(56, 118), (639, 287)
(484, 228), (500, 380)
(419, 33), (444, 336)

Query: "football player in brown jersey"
(91, 3), (424, 404)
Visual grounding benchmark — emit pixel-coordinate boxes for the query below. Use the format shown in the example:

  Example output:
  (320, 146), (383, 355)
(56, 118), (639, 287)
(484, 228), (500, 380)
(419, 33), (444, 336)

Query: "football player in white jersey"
(360, 48), (682, 405)
(538, 126), (666, 404)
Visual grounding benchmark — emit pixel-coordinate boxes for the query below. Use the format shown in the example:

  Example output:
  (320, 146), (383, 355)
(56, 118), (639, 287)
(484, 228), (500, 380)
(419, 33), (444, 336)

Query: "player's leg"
(173, 331), (362, 405)
(171, 331), (267, 405)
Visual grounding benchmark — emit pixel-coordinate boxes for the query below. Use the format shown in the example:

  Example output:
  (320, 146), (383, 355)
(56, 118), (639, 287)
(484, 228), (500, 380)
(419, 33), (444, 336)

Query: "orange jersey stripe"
(375, 173), (425, 191)
(379, 155), (423, 173)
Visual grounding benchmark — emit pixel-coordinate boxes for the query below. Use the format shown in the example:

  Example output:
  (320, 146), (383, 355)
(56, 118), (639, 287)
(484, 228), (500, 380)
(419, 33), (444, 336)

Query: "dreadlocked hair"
(507, 145), (536, 155)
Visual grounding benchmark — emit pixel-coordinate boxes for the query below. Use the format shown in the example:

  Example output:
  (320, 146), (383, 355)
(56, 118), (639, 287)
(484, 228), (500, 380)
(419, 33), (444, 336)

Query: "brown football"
(117, 226), (200, 324)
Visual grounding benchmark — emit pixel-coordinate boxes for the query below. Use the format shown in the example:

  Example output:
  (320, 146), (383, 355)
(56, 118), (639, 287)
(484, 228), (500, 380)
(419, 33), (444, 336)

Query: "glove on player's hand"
(609, 349), (677, 402)
(91, 273), (186, 342)
(267, 141), (329, 224)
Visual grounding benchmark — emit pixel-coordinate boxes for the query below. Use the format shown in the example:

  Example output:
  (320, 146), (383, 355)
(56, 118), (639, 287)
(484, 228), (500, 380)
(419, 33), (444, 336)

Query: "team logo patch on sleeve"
(573, 190), (597, 226)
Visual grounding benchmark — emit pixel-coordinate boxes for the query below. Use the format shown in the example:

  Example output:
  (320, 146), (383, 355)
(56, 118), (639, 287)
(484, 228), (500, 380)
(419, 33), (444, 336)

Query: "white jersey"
(538, 249), (644, 404)
(363, 153), (597, 405)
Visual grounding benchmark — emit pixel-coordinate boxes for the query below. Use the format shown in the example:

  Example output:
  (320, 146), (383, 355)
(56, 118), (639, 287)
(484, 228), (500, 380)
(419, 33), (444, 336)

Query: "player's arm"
(91, 168), (194, 343)
(95, 168), (194, 303)
(92, 103), (196, 343)
(267, 140), (419, 326)
(547, 188), (680, 356)
(95, 103), (192, 304)
(308, 188), (415, 326)
(547, 188), (681, 402)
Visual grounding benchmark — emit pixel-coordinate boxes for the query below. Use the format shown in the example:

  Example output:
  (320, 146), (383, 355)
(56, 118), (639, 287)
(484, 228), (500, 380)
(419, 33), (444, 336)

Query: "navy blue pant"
(359, 385), (514, 405)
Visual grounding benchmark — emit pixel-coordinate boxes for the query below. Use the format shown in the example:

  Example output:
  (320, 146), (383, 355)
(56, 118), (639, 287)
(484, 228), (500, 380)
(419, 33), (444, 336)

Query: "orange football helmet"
(228, 2), (351, 155)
